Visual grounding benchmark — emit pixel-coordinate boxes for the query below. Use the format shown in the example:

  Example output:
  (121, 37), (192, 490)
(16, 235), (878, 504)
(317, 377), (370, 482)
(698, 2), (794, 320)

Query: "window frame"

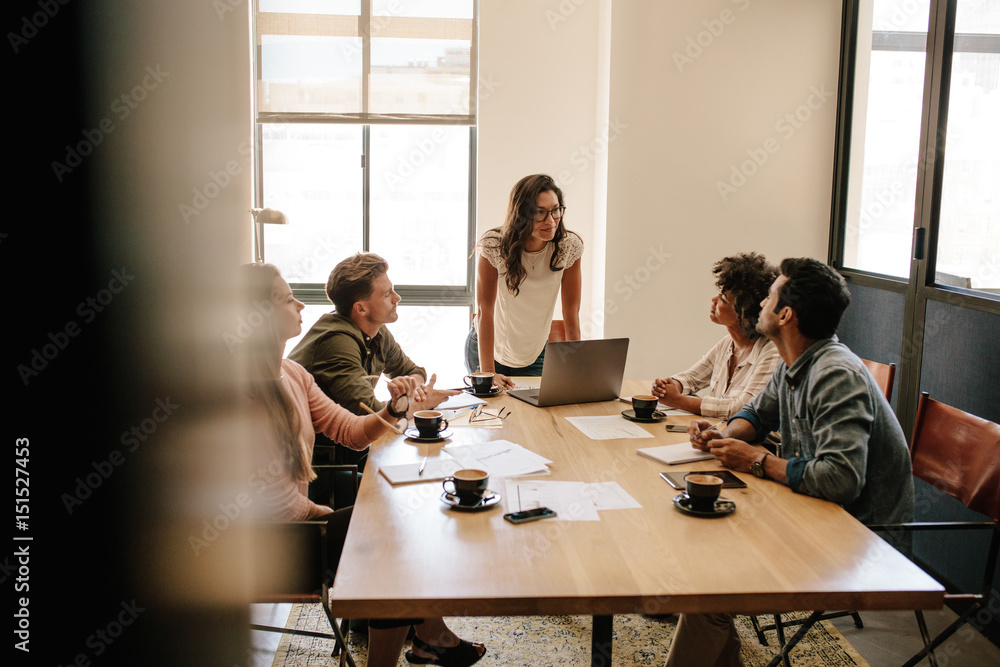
(829, 0), (1000, 431)
(250, 0), (479, 315)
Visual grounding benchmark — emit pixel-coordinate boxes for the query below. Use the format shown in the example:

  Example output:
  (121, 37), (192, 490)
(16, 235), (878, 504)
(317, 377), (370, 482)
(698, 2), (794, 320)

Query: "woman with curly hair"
(652, 252), (780, 419)
(465, 174), (583, 389)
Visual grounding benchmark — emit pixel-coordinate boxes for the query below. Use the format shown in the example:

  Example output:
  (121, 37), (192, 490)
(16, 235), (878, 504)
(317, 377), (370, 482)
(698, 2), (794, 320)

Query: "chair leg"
(903, 602), (982, 667)
(772, 615), (792, 667)
(764, 611), (824, 667)
(319, 603), (355, 667)
(912, 610), (939, 667)
(750, 615), (770, 646)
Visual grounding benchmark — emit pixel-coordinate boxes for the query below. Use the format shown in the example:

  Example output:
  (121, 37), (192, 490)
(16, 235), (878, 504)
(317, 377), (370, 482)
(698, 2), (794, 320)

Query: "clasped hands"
(687, 419), (759, 474)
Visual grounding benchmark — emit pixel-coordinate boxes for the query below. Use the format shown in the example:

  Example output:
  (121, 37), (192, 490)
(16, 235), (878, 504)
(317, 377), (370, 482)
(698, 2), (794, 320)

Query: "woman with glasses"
(651, 252), (781, 420)
(466, 174), (584, 389)
(238, 263), (486, 667)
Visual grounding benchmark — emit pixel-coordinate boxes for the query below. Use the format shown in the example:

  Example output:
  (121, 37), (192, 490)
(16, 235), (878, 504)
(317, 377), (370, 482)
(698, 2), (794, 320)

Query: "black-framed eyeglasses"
(533, 206), (566, 222)
(470, 404), (511, 422)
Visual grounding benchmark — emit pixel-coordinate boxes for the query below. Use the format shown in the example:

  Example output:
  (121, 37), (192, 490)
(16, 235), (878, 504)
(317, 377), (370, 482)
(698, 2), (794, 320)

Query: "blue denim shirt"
(733, 339), (914, 526)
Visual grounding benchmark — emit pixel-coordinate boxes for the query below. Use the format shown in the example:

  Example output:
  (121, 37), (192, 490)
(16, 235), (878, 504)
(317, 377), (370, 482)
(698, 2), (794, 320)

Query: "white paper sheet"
(436, 393), (487, 410)
(582, 481), (642, 510)
(564, 415), (655, 440)
(443, 439), (552, 477)
(503, 479), (600, 521)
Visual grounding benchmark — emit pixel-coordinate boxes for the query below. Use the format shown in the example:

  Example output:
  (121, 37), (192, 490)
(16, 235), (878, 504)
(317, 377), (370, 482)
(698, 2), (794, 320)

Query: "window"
(253, 0), (479, 382)
(839, 0), (1000, 292)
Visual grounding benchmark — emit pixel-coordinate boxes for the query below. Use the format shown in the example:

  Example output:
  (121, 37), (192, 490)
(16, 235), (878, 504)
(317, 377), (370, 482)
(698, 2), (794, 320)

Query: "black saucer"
(622, 409), (667, 423)
(462, 386), (503, 397)
(672, 493), (736, 518)
(441, 491), (502, 512)
(404, 427), (453, 442)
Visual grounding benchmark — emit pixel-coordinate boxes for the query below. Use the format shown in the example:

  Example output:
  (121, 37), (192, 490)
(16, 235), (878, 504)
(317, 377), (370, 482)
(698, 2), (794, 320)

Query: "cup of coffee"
(684, 473), (724, 512)
(413, 410), (449, 439)
(463, 372), (495, 394)
(632, 394), (658, 419)
(442, 469), (489, 505)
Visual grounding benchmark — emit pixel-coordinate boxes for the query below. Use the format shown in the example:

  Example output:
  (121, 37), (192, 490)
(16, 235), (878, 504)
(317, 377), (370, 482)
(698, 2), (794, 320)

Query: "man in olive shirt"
(289, 252), (457, 470)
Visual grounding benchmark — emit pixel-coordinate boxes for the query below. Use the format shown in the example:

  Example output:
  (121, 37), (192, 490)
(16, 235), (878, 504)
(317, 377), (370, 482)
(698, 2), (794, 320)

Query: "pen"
(418, 457), (427, 476)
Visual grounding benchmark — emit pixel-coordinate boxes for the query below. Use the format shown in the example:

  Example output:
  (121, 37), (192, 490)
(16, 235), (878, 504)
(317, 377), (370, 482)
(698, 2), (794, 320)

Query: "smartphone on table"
(504, 507), (557, 524)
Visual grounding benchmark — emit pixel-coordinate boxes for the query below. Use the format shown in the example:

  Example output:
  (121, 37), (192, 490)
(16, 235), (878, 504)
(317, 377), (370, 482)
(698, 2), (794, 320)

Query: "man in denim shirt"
(665, 258), (913, 667)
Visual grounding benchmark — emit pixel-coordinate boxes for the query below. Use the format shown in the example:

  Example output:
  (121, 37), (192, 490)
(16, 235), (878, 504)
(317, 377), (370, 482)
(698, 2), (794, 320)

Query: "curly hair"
(479, 174), (572, 296)
(713, 252), (778, 340)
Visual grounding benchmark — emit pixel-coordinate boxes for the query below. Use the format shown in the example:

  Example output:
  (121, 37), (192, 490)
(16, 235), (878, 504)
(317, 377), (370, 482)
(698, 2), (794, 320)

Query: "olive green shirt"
(288, 312), (426, 416)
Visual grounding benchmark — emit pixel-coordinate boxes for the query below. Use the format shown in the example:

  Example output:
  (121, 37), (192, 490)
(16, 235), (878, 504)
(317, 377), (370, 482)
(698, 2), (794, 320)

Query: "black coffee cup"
(632, 394), (658, 419)
(442, 469), (489, 505)
(463, 372), (495, 394)
(685, 473), (723, 512)
(413, 410), (448, 438)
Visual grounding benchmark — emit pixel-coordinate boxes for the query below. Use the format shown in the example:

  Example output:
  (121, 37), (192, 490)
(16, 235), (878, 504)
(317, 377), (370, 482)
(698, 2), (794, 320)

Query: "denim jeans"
(464, 327), (545, 376)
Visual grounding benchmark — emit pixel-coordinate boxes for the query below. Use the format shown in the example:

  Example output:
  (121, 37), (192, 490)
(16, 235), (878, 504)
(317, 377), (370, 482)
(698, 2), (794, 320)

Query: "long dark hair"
(237, 263), (314, 483)
(481, 174), (572, 296)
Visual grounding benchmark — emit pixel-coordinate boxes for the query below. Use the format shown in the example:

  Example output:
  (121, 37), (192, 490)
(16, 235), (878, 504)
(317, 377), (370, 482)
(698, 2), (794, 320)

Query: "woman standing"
(466, 174), (584, 389)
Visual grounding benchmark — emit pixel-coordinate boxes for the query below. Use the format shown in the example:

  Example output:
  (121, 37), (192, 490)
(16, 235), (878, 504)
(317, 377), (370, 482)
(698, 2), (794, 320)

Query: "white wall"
(606, 0), (842, 377)
(478, 0), (611, 333)
(480, 0), (842, 379)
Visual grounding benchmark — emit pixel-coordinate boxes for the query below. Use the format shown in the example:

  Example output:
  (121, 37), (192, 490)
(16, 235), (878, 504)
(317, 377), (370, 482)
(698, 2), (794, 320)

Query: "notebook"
(507, 338), (629, 407)
(636, 443), (715, 465)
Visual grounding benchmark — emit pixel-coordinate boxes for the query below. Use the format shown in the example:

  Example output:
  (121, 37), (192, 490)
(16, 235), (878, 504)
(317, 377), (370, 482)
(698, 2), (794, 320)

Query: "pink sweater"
(261, 359), (371, 521)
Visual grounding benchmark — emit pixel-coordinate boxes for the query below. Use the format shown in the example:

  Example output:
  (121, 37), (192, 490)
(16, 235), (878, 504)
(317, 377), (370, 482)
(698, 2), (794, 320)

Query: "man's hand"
(493, 372), (515, 390)
(409, 373), (460, 413)
(687, 419), (725, 450)
(705, 438), (759, 472)
(386, 375), (425, 405)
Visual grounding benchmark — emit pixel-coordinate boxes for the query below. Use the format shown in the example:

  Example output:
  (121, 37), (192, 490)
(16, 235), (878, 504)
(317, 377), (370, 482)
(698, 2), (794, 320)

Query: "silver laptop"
(507, 338), (629, 407)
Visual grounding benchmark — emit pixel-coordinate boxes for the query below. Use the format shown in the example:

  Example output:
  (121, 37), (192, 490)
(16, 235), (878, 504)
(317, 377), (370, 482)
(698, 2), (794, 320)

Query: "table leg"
(591, 615), (613, 667)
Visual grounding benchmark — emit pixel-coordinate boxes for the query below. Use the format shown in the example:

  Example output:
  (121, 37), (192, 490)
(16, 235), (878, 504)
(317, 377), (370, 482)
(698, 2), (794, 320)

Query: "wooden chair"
(250, 466), (360, 667)
(861, 358), (897, 402)
(753, 394), (1000, 667)
(750, 358), (897, 651)
(867, 393), (1000, 667)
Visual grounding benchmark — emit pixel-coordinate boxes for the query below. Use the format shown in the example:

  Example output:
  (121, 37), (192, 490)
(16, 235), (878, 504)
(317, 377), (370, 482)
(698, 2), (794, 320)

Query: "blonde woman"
(238, 263), (485, 667)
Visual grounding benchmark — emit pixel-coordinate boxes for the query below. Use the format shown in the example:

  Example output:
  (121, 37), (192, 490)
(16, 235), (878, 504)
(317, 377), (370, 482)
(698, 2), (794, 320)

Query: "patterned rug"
(272, 606), (870, 667)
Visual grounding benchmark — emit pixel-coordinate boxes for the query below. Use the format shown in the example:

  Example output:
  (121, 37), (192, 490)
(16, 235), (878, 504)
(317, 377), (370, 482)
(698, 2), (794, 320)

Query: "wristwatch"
(751, 452), (770, 479)
(385, 397), (407, 419)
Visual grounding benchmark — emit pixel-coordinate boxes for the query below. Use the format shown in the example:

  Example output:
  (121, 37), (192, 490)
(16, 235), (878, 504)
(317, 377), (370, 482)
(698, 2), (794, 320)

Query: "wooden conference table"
(331, 380), (943, 665)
